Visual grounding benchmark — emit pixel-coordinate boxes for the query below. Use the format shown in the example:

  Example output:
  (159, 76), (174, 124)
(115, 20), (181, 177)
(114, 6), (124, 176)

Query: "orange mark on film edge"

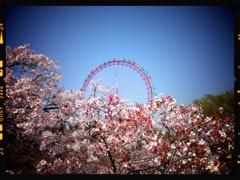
(0, 31), (3, 44)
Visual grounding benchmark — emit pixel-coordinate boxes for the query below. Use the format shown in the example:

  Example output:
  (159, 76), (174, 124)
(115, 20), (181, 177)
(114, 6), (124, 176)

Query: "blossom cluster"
(4, 44), (234, 174)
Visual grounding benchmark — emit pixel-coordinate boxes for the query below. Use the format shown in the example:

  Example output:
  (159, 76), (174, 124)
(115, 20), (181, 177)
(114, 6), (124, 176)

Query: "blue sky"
(2, 6), (237, 105)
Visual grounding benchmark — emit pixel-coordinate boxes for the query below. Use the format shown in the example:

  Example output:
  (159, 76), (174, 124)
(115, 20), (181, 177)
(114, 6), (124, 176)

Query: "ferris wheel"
(80, 58), (157, 105)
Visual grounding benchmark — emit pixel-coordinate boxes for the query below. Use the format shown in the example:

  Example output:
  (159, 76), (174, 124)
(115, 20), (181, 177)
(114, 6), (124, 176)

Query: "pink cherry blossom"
(4, 44), (234, 175)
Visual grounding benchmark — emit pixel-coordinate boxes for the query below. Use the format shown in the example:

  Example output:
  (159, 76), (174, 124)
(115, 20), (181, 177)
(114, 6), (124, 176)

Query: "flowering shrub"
(4, 44), (234, 174)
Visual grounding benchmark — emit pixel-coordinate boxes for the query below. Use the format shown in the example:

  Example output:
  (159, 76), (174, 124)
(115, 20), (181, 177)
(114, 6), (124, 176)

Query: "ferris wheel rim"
(80, 58), (156, 104)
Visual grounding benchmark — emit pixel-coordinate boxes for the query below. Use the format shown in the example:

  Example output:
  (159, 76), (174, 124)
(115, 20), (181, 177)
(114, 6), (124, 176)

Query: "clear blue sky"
(2, 6), (237, 105)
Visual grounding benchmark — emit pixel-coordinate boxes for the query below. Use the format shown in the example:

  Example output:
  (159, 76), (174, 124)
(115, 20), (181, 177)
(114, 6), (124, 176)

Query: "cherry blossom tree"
(5, 44), (63, 173)
(4, 44), (234, 174)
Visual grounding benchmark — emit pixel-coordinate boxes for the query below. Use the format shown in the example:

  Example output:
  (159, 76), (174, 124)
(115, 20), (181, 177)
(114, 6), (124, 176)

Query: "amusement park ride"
(80, 58), (156, 104)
